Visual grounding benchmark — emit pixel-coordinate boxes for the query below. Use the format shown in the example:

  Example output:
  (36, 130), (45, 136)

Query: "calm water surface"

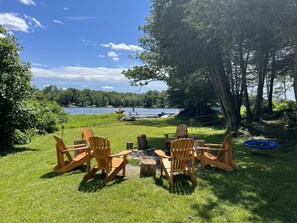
(63, 107), (181, 116)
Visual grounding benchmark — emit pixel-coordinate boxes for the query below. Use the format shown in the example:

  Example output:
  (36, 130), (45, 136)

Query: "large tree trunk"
(239, 41), (252, 121)
(294, 34), (297, 102)
(267, 47), (276, 113)
(207, 45), (241, 131)
(253, 44), (269, 122)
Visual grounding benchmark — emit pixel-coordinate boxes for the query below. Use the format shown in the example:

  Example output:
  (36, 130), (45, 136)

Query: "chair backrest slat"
(82, 128), (94, 145)
(170, 138), (194, 171)
(217, 133), (233, 160)
(89, 136), (111, 170)
(53, 135), (73, 162)
(175, 124), (188, 138)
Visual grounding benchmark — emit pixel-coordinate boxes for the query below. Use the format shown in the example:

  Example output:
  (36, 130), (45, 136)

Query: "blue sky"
(0, 0), (167, 93)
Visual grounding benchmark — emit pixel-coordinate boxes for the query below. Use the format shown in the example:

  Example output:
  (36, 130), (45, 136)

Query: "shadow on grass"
(78, 174), (125, 193)
(154, 174), (196, 195)
(0, 146), (39, 157)
(191, 141), (297, 222)
(40, 171), (59, 179)
(40, 165), (87, 179)
(248, 121), (297, 153)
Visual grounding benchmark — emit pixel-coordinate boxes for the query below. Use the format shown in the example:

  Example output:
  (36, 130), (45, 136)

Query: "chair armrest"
(155, 150), (170, 158)
(163, 133), (175, 136)
(110, 150), (132, 157)
(205, 143), (222, 147)
(61, 146), (88, 152)
(66, 144), (86, 148)
(197, 147), (225, 151)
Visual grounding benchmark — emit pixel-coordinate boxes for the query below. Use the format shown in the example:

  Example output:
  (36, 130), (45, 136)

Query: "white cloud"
(107, 51), (120, 61)
(53, 20), (64, 25)
(80, 39), (97, 46)
(101, 86), (114, 90)
(31, 63), (48, 67)
(0, 33), (5, 38)
(101, 42), (143, 51)
(108, 51), (119, 57)
(0, 13), (45, 33)
(31, 66), (126, 82)
(31, 65), (168, 93)
(24, 15), (45, 29)
(67, 16), (97, 22)
(19, 0), (36, 6)
(63, 7), (68, 11)
(98, 55), (105, 58)
(0, 13), (29, 32)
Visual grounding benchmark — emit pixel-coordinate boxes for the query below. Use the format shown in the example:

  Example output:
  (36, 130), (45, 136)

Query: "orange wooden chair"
(83, 136), (131, 183)
(197, 133), (237, 171)
(82, 127), (94, 145)
(155, 138), (197, 186)
(164, 124), (188, 147)
(53, 135), (87, 174)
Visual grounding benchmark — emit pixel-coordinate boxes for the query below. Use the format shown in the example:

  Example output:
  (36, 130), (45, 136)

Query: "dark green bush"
(284, 111), (297, 128)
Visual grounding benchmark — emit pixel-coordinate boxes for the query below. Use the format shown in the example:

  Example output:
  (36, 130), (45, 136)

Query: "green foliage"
(124, 0), (216, 116)
(39, 86), (169, 108)
(124, 0), (297, 126)
(272, 100), (297, 112)
(13, 129), (35, 145)
(284, 111), (297, 128)
(0, 27), (32, 149)
(26, 97), (68, 133)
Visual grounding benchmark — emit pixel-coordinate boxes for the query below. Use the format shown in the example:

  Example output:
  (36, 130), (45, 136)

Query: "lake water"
(63, 107), (182, 117)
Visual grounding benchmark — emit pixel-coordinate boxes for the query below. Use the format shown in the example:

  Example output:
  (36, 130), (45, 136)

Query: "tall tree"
(0, 27), (32, 149)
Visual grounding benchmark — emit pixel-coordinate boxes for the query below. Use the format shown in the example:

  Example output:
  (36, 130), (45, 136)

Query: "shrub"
(26, 98), (68, 134)
(273, 100), (297, 112)
(0, 27), (32, 149)
(284, 111), (297, 128)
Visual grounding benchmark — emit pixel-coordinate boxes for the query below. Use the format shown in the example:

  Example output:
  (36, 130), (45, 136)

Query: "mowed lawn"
(0, 114), (297, 223)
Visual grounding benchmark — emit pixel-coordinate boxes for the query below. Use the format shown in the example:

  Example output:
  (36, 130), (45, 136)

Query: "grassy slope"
(0, 114), (296, 223)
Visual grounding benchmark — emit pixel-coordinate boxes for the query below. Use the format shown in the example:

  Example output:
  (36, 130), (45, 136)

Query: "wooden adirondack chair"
(164, 124), (188, 147)
(155, 138), (197, 186)
(53, 135), (87, 174)
(197, 133), (237, 171)
(83, 136), (132, 183)
(82, 127), (94, 145)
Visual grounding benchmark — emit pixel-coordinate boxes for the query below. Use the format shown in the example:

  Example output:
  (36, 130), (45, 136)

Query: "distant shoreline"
(63, 107), (182, 115)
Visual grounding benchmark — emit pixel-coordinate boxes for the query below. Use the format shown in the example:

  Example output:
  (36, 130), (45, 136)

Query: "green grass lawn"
(0, 114), (297, 222)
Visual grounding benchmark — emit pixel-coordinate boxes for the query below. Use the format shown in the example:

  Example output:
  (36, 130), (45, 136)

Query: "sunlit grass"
(64, 113), (117, 129)
(0, 115), (296, 222)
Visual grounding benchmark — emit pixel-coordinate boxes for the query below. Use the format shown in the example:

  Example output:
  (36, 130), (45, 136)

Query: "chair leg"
(187, 169), (197, 185)
(104, 167), (122, 183)
(169, 175), (173, 187)
(122, 160), (126, 177)
(83, 167), (99, 181)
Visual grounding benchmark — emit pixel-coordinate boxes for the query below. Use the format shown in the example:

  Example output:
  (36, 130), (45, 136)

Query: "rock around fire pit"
(129, 148), (162, 161)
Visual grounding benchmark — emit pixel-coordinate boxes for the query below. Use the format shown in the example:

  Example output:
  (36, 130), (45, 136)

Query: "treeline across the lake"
(36, 85), (169, 108)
